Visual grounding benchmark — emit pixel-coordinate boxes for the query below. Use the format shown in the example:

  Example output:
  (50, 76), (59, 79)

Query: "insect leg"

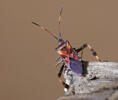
(57, 64), (70, 89)
(56, 56), (60, 62)
(58, 64), (75, 95)
(75, 43), (101, 62)
(56, 59), (63, 67)
(58, 64), (65, 78)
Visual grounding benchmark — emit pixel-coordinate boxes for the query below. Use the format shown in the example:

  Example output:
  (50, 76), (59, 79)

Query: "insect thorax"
(56, 40), (81, 69)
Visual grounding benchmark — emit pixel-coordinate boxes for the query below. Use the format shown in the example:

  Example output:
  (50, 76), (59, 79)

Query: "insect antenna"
(32, 22), (58, 41)
(58, 8), (63, 40)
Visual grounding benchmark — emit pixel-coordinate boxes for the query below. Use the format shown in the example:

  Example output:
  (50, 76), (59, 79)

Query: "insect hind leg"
(57, 64), (69, 90)
(57, 64), (75, 95)
(75, 43), (102, 62)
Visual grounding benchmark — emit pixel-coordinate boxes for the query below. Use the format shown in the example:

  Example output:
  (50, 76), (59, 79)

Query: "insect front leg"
(75, 43), (102, 62)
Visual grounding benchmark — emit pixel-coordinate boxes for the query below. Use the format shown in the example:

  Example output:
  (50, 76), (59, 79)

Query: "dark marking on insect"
(32, 8), (102, 94)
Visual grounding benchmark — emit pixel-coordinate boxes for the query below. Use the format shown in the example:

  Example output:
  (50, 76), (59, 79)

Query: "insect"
(32, 8), (102, 94)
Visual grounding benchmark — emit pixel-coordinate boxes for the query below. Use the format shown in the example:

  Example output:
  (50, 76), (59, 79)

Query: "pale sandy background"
(1, 0), (118, 100)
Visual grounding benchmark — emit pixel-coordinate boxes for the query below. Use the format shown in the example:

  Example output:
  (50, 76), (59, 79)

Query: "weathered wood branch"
(57, 61), (118, 100)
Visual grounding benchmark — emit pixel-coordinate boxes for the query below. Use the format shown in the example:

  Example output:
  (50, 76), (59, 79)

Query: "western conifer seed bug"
(32, 8), (102, 95)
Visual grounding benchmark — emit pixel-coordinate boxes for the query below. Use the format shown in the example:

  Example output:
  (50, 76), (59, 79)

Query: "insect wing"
(64, 41), (83, 75)
(56, 40), (83, 75)
(69, 57), (83, 75)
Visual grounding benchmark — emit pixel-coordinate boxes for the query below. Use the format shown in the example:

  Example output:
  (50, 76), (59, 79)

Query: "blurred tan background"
(0, 0), (118, 100)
